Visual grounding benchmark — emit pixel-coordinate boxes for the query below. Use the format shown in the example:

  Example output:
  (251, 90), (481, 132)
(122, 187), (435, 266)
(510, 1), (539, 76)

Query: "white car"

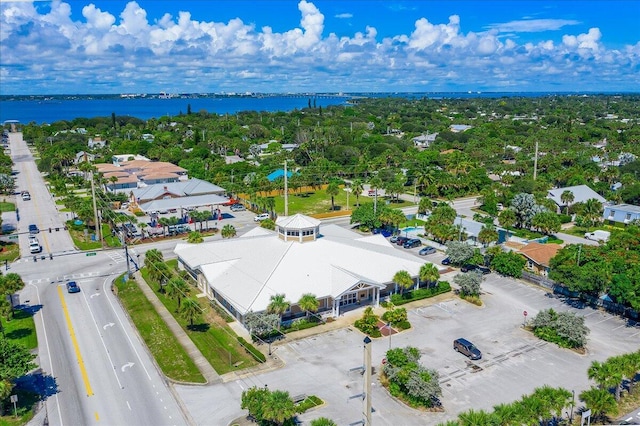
(254, 213), (270, 222)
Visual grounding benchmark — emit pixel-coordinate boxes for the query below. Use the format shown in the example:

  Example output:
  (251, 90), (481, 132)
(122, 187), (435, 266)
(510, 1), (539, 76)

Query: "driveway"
(173, 273), (640, 425)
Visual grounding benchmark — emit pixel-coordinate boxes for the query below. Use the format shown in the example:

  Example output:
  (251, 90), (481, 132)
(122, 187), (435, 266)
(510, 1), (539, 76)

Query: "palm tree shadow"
(187, 323), (210, 332)
(13, 368), (59, 400)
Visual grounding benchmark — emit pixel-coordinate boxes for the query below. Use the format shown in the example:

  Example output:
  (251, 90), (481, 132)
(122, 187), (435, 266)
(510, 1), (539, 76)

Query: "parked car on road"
(418, 246), (436, 255)
(461, 264), (491, 274)
(66, 281), (81, 293)
(254, 213), (270, 222)
(453, 338), (482, 360)
(403, 238), (422, 249)
(28, 224), (39, 234)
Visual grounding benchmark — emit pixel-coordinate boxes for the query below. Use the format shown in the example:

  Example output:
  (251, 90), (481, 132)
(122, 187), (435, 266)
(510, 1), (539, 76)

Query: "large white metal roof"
(175, 220), (445, 315)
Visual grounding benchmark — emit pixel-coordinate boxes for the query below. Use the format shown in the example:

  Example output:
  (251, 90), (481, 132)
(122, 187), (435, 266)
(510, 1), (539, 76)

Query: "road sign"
(86, 252), (97, 257)
(523, 311), (528, 317)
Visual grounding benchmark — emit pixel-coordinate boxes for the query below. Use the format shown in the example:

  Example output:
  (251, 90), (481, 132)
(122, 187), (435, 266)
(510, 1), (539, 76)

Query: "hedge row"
(237, 336), (266, 363)
(389, 281), (452, 306)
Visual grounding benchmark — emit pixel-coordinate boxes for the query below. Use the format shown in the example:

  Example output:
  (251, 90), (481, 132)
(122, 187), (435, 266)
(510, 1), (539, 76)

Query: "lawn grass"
(269, 187), (411, 216)
(0, 201), (16, 212)
(0, 308), (38, 350)
(0, 242), (20, 263)
(0, 308), (38, 425)
(114, 273), (206, 383)
(141, 267), (259, 374)
(68, 224), (121, 250)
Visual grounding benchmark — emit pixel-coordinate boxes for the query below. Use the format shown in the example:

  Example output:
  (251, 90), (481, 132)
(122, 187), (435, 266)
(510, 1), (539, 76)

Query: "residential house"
(412, 133), (438, 149)
(517, 242), (562, 276)
(546, 185), (606, 213)
(74, 151), (95, 165)
(88, 136), (106, 149)
(603, 204), (640, 226)
(449, 124), (473, 133)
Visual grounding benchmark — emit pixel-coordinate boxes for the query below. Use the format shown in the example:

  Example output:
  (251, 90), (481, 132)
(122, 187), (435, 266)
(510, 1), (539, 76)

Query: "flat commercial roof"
(139, 193), (229, 212)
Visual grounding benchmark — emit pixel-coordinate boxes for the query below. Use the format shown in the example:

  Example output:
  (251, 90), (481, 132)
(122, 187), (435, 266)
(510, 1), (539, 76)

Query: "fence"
(520, 271), (639, 320)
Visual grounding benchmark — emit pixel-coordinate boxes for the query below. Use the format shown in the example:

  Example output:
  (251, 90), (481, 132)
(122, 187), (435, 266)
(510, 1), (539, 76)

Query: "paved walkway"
(132, 270), (222, 384)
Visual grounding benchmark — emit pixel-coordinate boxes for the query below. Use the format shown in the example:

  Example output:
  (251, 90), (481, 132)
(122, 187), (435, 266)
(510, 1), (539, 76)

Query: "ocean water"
(0, 95), (350, 124)
(0, 91), (615, 124)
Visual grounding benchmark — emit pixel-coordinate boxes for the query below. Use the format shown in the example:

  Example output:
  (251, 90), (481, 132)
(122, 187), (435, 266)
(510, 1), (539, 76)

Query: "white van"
(29, 238), (42, 254)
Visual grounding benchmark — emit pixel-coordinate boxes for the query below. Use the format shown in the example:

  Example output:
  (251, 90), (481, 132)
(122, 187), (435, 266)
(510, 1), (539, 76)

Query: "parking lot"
(175, 272), (640, 425)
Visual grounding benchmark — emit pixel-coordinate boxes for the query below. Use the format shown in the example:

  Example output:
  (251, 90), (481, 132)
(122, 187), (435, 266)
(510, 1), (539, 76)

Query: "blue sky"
(1, 0), (638, 94)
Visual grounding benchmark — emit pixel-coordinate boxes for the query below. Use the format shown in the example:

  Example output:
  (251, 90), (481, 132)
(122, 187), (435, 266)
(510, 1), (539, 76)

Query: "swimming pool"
(401, 226), (422, 234)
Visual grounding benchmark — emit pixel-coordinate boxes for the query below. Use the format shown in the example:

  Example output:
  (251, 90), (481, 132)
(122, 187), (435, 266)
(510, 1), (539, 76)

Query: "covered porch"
(330, 281), (385, 318)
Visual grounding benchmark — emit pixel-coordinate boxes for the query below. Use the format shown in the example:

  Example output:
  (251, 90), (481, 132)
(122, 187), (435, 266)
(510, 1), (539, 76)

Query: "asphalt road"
(7, 132), (186, 426)
(8, 132), (75, 257)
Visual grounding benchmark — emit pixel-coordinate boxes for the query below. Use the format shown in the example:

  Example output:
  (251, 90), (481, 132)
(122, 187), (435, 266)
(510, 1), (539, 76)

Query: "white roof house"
(547, 185), (606, 210)
(174, 214), (444, 328)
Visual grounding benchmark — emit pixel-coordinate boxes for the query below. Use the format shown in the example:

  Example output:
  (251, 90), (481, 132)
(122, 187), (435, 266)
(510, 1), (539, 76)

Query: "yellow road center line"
(57, 286), (94, 396)
(95, 411), (99, 421)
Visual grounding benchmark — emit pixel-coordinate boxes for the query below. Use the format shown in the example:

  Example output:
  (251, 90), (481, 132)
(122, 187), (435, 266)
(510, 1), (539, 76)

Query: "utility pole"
(284, 160), (289, 216)
(124, 244), (132, 278)
(533, 140), (539, 181)
(363, 336), (372, 426)
(89, 160), (102, 247)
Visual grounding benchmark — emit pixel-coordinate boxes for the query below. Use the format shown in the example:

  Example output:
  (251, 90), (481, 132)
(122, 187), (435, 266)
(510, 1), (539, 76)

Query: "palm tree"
(583, 198), (604, 227)
(187, 231), (203, 243)
(166, 277), (188, 308)
(267, 294), (290, 330)
(419, 263), (440, 289)
(147, 260), (170, 292)
(158, 217), (170, 236)
(145, 248), (164, 264)
(392, 270), (413, 295)
(298, 293), (319, 320)
(588, 359), (623, 400)
(351, 179), (364, 207)
(180, 297), (202, 327)
(261, 390), (297, 426)
(579, 387), (616, 423)
(560, 190), (575, 214)
(477, 225), (499, 247)
(326, 181), (340, 211)
(620, 351), (640, 395)
(457, 408), (499, 425)
(492, 402), (519, 426)
(221, 224), (237, 238)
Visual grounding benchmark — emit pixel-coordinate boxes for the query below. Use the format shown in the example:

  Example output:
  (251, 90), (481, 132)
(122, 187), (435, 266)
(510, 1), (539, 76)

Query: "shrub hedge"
(389, 281), (452, 306)
(237, 336), (266, 363)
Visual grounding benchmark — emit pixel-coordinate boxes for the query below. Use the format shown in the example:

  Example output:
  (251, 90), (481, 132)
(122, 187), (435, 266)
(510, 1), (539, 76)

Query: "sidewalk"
(131, 270), (222, 384)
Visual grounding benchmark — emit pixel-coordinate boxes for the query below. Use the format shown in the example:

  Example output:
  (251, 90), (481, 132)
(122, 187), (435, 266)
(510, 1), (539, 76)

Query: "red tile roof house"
(517, 242), (563, 277)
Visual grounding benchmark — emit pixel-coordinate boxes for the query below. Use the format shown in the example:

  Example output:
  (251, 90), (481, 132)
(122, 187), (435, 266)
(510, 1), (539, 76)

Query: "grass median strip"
(141, 267), (259, 375)
(114, 273), (205, 383)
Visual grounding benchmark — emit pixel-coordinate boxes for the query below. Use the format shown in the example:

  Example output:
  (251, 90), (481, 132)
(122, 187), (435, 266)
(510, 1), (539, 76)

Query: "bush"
(237, 336), (266, 363)
(529, 308), (589, 349)
(282, 318), (322, 333)
(558, 214), (572, 224)
(354, 306), (380, 337)
(389, 281), (451, 305)
(396, 320), (411, 330)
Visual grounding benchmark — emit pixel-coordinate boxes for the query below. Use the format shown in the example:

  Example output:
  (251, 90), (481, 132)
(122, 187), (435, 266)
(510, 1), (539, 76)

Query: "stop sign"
(523, 310), (528, 317)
